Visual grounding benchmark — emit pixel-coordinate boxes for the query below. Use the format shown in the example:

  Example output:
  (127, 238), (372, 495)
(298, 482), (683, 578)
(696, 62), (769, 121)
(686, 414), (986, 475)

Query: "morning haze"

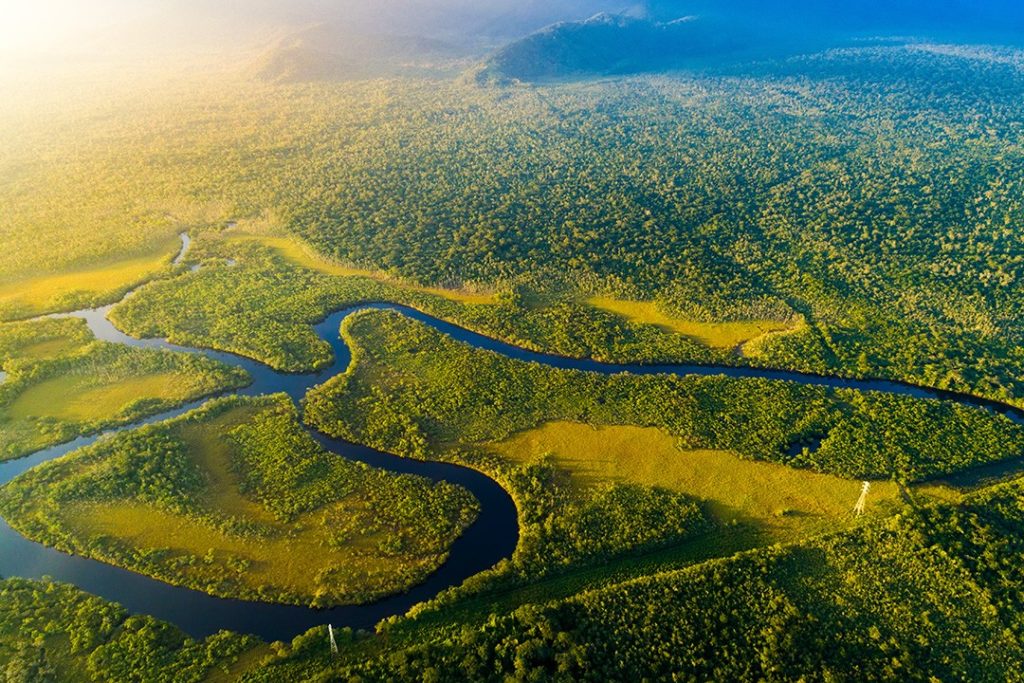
(2, 1), (1024, 681)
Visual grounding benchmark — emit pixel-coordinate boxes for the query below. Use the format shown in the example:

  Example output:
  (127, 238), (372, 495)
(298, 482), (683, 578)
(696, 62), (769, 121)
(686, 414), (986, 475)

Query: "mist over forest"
(6, 0), (1024, 62)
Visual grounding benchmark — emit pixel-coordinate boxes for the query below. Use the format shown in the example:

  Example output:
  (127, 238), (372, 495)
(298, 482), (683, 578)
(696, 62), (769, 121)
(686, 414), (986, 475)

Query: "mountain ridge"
(469, 12), (751, 84)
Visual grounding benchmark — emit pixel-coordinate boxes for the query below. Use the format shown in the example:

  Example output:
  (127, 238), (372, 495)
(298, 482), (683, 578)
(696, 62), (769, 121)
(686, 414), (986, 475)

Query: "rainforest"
(3, 1), (1024, 681)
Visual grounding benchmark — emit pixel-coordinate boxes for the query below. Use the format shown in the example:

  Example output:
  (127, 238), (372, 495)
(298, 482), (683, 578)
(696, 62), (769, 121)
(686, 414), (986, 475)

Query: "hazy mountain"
(470, 13), (757, 83)
(469, 0), (1024, 85)
(240, 3), (655, 83)
(6, 0), (1023, 82)
(3, 1), (643, 58)
(238, 2), (658, 82)
(258, 1), (644, 43)
(248, 24), (465, 82)
(1, 0), (644, 82)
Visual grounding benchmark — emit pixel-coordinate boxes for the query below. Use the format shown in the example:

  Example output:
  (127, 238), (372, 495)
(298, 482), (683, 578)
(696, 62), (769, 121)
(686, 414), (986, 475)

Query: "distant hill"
(656, 0), (1024, 38)
(12, 0), (1024, 71)
(469, 13), (751, 83)
(471, 0), (1024, 85)
(248, 24), (465, 82)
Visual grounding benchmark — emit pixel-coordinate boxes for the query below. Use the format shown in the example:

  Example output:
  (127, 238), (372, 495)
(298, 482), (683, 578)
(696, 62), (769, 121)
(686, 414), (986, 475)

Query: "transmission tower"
(853, 481), (871, 517)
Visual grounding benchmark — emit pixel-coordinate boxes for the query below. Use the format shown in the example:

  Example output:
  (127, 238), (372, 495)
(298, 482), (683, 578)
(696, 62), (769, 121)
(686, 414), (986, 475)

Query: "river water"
(1, 233), (1021, 641)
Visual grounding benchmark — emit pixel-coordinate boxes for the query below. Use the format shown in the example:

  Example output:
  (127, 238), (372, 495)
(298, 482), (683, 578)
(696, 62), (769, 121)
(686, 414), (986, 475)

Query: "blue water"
(0, 299), (519, 642)
(2, 235), (1021, 641)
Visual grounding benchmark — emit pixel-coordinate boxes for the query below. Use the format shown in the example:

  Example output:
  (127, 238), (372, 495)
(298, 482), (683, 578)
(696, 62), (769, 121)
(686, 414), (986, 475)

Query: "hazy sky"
(0, 1), (146, 52)
(3, 0), (1022, 59)
(0, 1), (338, 56)
(0, 0), (643, 56)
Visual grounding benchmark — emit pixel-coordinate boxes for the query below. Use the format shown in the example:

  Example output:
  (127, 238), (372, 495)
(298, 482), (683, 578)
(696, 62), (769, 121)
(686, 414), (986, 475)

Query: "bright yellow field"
(227, 233), (496, 305)
(489, 421), (902, 541)
(59, 406), (454, 605)
(587, 296), (795, 351)
(8, 372), (193, 421)
(66, 501), (405, 602)
(0, 235), (182, 318)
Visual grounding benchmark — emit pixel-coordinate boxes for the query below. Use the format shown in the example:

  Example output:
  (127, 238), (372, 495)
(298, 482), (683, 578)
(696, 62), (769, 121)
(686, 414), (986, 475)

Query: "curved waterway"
(2, 233), (1023, 641)
(0, 300), (520, 643)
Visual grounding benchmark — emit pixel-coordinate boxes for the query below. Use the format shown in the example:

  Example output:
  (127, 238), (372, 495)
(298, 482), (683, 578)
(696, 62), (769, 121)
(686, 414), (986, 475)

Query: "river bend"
(1, 234), (1022, 640)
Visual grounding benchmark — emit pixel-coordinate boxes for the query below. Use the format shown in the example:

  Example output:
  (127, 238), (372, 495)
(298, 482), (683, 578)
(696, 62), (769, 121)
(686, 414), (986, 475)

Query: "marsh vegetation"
(0, 318), (248, 461)
(3, 12), (1024, 679)
(0, 395), (479, 607)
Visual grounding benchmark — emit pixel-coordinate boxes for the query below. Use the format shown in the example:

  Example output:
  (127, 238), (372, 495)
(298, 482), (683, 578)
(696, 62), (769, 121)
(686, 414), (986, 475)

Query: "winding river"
(2, 233), (1022, 642)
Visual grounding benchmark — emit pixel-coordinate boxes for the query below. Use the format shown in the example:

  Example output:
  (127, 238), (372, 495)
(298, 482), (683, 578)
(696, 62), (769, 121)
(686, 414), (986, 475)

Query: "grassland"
(224, 229), (496, 305)
(0, 235), (184, 321)
(0, 318), (93, 366)
(587, 296), (799, 353)
(303, 309), (1019, 602)
(0, 395), (479, 607)
(0, 318), (248, 461)
(489, 421), (901, 542)
(9, 336), (84, 362)
(9, 373), (196, 422)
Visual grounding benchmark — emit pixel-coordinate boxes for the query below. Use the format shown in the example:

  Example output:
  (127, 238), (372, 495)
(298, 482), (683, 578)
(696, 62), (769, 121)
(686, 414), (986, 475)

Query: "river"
(1, 233), (1021, 641)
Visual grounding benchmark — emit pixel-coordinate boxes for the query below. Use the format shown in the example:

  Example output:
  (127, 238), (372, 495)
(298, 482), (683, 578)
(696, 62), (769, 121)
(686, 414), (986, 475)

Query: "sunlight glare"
(0, 0), (126, 54)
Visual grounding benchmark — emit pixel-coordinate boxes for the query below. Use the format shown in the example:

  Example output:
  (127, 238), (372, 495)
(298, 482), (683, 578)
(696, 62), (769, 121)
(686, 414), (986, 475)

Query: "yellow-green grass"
(12, 633), (93, 683)
(587, 295), (795, 351)
(64, 501), (408, 603)
(7, 373), (195, 422)
(44, 403), (473, 606)
(180, 405), (276, 522)
(0, 318), (94, 367)
(14, 336), (86, 361)
(0, 235), (182, 319)
(226, 232), (496, 305)
(204, 643), (273, 683)
(488, 421), (903, 542)
(911, 483), (965, 505)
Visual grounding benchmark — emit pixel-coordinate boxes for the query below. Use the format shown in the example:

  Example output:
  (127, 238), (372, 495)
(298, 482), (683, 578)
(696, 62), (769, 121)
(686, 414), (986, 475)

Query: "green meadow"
(0, 395), (479, 607)
(0, 318), (248, 461)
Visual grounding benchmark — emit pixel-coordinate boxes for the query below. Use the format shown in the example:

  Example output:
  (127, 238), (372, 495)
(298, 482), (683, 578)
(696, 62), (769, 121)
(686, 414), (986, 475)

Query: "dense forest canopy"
(4, 1), (1024, 680)
(7, 46), (1017, 402)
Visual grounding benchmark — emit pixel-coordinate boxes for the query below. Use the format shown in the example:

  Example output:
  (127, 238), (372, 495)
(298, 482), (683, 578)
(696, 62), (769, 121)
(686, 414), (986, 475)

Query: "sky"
(2, 0), (1022, 60)
(0, 0), (640, 57)
(0, 1), (143, 53)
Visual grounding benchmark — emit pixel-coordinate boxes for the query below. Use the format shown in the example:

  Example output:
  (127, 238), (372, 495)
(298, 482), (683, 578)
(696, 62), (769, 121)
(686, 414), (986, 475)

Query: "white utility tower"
(328, 624), (338, 655)
(853, 481), (871, 517)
